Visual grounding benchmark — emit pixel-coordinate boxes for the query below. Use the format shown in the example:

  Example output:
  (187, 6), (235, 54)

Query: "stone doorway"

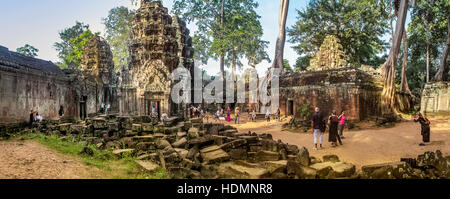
(147, 100), (161, 119)
(288, 100), (294, 116)
(79, 96), (87, 120)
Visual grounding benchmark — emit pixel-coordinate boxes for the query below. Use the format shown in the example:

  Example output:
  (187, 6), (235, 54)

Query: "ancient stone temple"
(278, 35), (383, 121)
(308, 35), (350, 71)
(73, 35), (117, 119)
(421, 81), (450, 114)
(119, 0), (194, 117)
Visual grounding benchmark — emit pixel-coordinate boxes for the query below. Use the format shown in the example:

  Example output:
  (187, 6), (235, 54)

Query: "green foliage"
(283, 59), (293, 72)
(408, 0), (449, 81)
(54, 21), (91, 69)
(16, 44), (39, 57)
(294, 56), (310, 72)
(172, 0), (268, 71)
(103, 6), (134, 72)
(288, 0), (390, 67)
(21, 133), (167, 179)
(67, 30), (98, 70)
(297, 103), (311, 118)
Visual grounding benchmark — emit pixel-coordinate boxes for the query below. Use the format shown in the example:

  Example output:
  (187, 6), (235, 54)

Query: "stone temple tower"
(121, 0), (193, 117)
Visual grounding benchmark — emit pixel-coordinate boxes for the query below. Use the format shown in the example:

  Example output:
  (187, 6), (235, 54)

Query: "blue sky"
(0, 0), (308, 76)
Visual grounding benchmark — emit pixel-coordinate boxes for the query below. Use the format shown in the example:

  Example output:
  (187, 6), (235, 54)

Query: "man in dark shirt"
(311, 107), (323, 150)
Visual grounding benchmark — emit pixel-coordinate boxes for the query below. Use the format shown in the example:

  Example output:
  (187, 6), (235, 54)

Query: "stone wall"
(421, 81), (450, 114)
(0, 47), (78, 124)
(279, 68), (383, 121)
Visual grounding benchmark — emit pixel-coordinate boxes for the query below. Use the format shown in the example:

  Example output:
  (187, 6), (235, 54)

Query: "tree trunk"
(400, 30), (410, 93)
(434, 17), (450, 81)
(220, 0), (226, 103)
(381, 0), (408, 114)
(272, 0), (289, 71)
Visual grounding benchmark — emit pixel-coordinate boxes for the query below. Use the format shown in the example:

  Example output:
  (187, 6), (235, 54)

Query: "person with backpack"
(414, 112), (431, 146)
(311, 107), (325, 150)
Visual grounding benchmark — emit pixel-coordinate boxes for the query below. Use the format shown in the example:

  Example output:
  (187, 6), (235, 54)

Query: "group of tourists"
(100, 103), (111, 115)
(265, 108), (281, 122)
(310, 106), (432, 150)
(29, 110), (43, 127)
(311, 107), (346, 150)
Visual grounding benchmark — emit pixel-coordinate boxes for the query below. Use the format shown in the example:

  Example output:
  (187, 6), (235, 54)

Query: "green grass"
(18, 133), (168, 179)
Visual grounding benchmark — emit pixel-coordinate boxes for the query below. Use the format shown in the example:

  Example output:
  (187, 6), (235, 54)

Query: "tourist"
(251, 109), (257, 122)
(104, 103), (108, 115)
(338, 111), (346, 139)
(414, 112), (431, 146)
(275, 108), (281, 121)
(328, 110), (342, 147)
(58, 106), (64, 117)
(235, 106), (240, 124)
(107, 104), (111, 114)
(226, 107), (231, 122)
(152, 106), (156, 118)
(35, 112), (43, 123)
(265, 110), (271, 122)
(29, 110), (35, 128)
(161, 113), (168, 125)
(311, 107), (324, 150)
(101, 103), (105, 113)
(215, 109), (220, 122)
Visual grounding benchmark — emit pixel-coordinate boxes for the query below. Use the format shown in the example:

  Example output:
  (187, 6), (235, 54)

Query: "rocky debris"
(255, 151), (280, 162)
(361, 150), (449, 179)
(113, 149), (135, 157)
(172, 137), (187, 148)
(286, 160), (317, 179)
(217, 162), (270, 179)
(78, 146), (94, 156)
(135, 160), (159, 172)
(310, 162), (356, 178)
(323, 154), (340, 163)
(200, 145), (231, 164)
(296, 147), (310, 166)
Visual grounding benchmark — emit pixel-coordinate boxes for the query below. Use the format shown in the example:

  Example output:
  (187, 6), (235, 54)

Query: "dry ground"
(0, 140), (102, 179)
(233, 116), (450, 170)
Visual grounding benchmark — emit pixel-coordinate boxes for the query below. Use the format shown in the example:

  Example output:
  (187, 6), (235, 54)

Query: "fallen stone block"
(323, 154), (340, 163)
(296, 147), (310, 166)
(132, 135), (156, 142)
(141, 123), (154, 132)
(132, 124), (142, 132)
(310, 162), (356, 178)
(113, 149), (135, 157)
(201, 145), (231, 164)
(256, 150), (280, 162)
(135, 160), (159, 172)
(172, 137), (187, 148)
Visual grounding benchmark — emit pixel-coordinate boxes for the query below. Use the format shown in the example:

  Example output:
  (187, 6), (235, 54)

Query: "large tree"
(16, 44), (38, 58)
(380, 0), (409, 114)
(103, 6), (135, 72)
(173, 0), (266, 77)
(408, 0), (449, 83)
(54, 21), (91, 69)
(272, 0), (289, 72)
(288, 0), (390, 67)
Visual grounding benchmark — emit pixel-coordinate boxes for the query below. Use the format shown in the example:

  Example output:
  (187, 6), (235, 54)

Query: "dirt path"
(0, 140), (101, 179)
(234, 117), (450, 170)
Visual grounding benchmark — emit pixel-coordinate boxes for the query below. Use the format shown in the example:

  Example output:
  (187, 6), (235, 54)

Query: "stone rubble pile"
(16, 116), (450, 179)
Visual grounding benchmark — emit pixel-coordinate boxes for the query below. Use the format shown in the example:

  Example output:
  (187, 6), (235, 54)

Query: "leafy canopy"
(288, 0), (390, 67)
(16, 44), (39, 58)
(172, 0), (269, 71)
(103, 6), (135, 72)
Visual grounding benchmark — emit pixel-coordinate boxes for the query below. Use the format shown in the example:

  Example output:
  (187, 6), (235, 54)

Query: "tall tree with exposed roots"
(381, 0), (409, 114)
